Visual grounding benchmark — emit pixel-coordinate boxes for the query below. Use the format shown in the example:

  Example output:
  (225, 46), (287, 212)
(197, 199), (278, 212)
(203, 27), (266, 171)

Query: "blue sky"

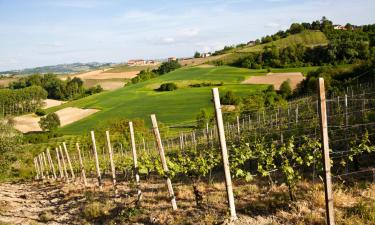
(0, 0), (374, 71)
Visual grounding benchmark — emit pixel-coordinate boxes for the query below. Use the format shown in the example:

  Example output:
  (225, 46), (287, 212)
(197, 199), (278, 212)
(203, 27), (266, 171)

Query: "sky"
(0, 0), (375, 71)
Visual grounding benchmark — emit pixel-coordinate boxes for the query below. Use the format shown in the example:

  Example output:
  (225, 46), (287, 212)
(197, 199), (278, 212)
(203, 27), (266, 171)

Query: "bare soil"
(242, 72), (305, 90)
(13, 107), (99, 133)
(42, 99), (65, 109)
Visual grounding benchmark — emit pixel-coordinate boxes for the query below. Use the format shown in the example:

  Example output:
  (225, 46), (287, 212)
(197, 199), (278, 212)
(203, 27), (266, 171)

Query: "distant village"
(126, 52), (212, 66)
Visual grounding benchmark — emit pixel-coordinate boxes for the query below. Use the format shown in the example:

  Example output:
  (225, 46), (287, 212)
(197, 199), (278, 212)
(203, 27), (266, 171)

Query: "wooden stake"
(42, 152), (50, 179)
(129, 122), (142, 204)
(47, 148), (57, 179)
(212, 88), (237, 220)
(151, 114), (177, 210)
(59, 145), (69, 180)
(76, 143), (87, 187)
(38, 154), (45, 179)
(55, 148), (64, 179)
(34, 157), (40, 180)
(318, 78), (335, 225)
(63, 142), (75, 180)
(90, 131), (103, 190)
(105, 131), (117, 194)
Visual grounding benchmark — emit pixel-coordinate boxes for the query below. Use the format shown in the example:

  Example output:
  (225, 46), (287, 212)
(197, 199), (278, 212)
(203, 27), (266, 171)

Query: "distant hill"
(0, 62), (114, 76)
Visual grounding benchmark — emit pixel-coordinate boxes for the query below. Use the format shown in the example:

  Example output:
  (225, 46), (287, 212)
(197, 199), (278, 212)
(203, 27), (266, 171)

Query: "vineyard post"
(90, 131), (103, 191)
(63, 142), (75, 180)
(344, 94), (349, 173)
(151, 114), (178, 211)
(318, 78), (335, 225)
(47, 148), (57, 179)
(55, 148), (64, 179)
(143, 138), (146, 152)
(76, 143), (88, 187)
(120, 142), (124, 156)
(295, 104), (299, 124)
(206, 123), (210, 146)
(42, 152), (50, 179)
(105, 131), (117, 194)
(248, 115), (251, 130)
(212, 88), (237, 220)
(129, 122), (142, 204)
(34, 157), (40, 180)
(236, 116), (240, 137)
(59, 145), (69, 181)
(38, 154), (45, 179)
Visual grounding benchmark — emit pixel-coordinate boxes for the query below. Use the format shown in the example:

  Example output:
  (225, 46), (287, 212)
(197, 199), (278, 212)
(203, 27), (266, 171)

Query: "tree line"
(0, 86), (47, 116)
(9, 74), (102, 100)
(130, 60), (181, 84)
(215, 17), (375, 68)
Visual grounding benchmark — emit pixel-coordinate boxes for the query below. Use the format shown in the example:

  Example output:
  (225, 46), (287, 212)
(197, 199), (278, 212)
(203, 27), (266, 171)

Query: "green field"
(47, 66), (317, 134)
(106, 64), (158, 73)
(237, 30), (328, 53)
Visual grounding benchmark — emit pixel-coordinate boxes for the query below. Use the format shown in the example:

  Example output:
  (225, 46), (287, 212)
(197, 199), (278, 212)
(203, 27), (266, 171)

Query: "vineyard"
(15, 78), (375, 224)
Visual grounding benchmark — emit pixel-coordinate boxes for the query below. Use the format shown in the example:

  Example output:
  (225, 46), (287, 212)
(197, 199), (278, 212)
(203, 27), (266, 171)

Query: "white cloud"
(161, 37), (175, 44)
(265, 22), (281, 28)
(177, 27), (200, 37)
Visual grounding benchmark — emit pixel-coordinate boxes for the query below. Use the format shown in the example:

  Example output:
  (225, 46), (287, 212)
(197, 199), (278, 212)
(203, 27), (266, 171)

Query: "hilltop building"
(168, 57), (177, 62)
(201, 53), (211, 58)
(127, 59), (159, 66)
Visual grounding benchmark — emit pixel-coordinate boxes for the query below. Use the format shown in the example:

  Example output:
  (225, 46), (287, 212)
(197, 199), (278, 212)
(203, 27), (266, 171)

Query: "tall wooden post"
(318, 78), (335, 225)
(34, 157), (40, 180)
(236, 116), (240, 136)
(42, 152), (50, 179)
(63, 142), (75, 180)
(38, 154), (45, 179)
(59, 146), (69, 180)
(55, 148), (64, 179)
(129, 122), (142, 204)
(151, 114), (177, 210)
(76, 143), (87, 187)
(105, 131), (117, 194)
(46, 148), (57, 179)
(212, 88), (237, 220)
(90, 131), (103, 190)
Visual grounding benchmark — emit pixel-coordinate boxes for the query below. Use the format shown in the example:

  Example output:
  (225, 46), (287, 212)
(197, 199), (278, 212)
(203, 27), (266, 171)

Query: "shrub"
(157, 83), (178, 91)
(39, 113), (60, 132)
(279, 79), (292, 98)
(220, 91), (240, 105)
(35, 108), (46, 116)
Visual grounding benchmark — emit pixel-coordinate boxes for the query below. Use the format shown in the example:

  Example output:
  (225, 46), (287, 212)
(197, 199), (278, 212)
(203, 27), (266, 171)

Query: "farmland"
(43, 65), (318, 134)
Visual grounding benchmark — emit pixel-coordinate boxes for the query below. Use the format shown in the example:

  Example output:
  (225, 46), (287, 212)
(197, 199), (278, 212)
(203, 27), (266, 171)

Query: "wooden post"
(55, 148), (64, 179)
(59, 145), (69, 180)
(212, 88), (237, 220)
(34, 157), (40, 180)
(42, 152), (50, 179)
(90, 131), (103, 190)
(151, 114), (177, 210)
(236, 116), (240, 136)
(318, 78), (335, 225)
(105, 131), (117, 194)
(63, 142), (75, 180)
(76, 143), (87, 187)
(47, 148), (57, 179)
(129, 122), (142, 204)
(38, 154), (45, 179)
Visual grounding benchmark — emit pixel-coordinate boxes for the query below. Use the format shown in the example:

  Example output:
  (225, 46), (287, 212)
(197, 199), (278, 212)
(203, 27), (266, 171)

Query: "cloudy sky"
(0, 0), (374, 71)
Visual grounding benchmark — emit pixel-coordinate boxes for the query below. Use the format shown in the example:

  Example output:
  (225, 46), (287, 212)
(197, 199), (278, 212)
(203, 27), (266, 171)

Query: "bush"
(279, 79), (292, 98)
(35, 108), (46, 116)
(157, 83), (178, 91)
(39, 113), (60, 132)
(220, 91), (240, 105)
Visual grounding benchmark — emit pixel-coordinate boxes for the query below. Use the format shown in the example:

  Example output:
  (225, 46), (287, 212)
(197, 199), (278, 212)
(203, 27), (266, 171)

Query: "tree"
(154, 61), (181, 75)
(279, 79), (292, 98)
(220, 91), (240, 105)
(196, 109), (211, 129)
(39, 113), (60, 132)
(289, 23), (305, 34)
(194, 51), (201, 58)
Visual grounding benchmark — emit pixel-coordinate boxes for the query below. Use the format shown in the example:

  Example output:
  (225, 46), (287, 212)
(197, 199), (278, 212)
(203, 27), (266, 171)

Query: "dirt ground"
(0, 78), (17, 87)
(242, 72), (305, 90)
(0, 176), (372, 225)
(63, 69), (138, 80)
(13, 107), (99, 133)
(42, 99), (65, 109)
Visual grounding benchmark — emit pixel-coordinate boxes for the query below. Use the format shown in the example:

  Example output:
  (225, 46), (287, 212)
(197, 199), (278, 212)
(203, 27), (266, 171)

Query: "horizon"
(1, 0), (375, 71)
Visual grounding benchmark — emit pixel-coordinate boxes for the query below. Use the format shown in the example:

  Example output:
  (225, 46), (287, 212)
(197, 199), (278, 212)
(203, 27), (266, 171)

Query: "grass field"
(105, 64), (159, 73)
(46, 66), (318, 134)
(237, 30), (328, 53)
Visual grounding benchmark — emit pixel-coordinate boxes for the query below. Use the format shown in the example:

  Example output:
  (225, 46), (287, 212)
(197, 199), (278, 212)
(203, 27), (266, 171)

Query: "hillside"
(44, 65), (320, 134)
(237, 30), (328, 53)
(46, 66), (267, 134)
